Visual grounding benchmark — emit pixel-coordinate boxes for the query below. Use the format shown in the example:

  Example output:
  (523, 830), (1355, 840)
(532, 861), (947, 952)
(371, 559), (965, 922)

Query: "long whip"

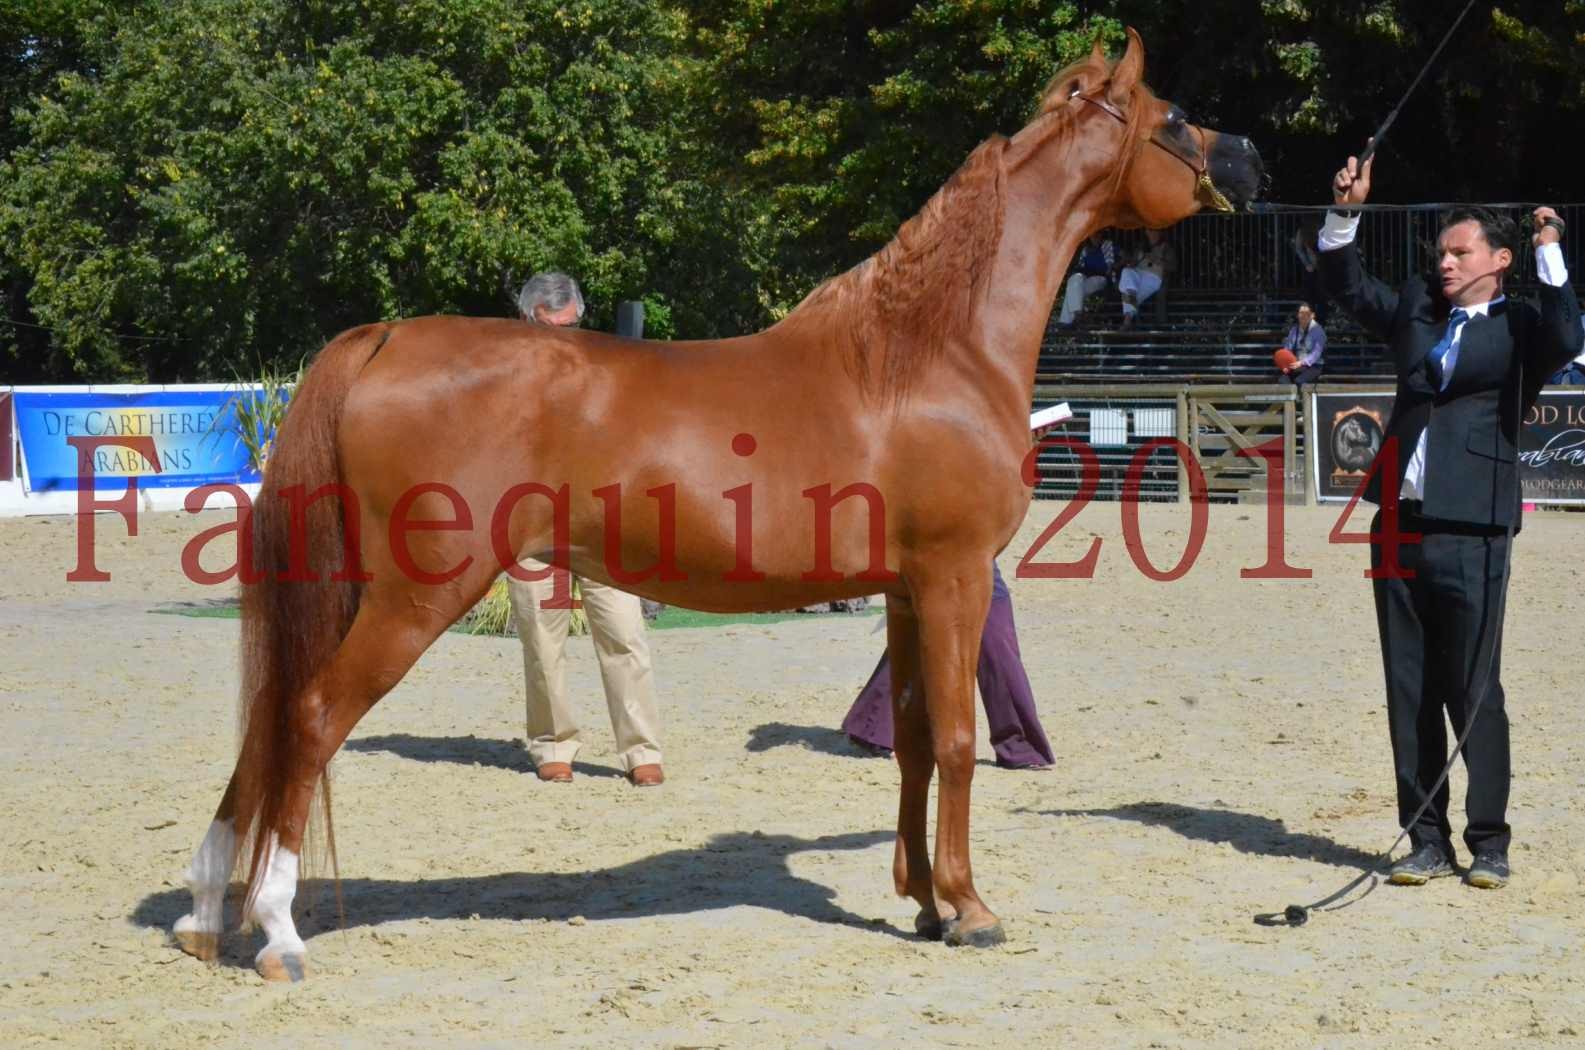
(1357, 0), (1483, 165)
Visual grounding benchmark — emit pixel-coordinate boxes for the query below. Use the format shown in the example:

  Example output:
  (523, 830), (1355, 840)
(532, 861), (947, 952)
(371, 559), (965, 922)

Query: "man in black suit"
(1319, 150), (1582, 890)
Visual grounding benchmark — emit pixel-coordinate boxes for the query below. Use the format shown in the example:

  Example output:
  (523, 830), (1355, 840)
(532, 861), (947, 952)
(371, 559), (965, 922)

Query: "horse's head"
(1034, 28), (1263, 228)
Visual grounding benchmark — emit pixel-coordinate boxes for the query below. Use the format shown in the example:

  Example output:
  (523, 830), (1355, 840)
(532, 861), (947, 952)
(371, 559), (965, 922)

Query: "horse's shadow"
(1035, 802), (1382, 870)
(133, 828), (902, 968)
(342, 733), (624, 780)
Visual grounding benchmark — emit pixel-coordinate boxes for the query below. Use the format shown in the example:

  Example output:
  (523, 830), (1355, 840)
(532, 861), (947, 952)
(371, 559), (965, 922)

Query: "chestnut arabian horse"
(175, 30), (1262, 980)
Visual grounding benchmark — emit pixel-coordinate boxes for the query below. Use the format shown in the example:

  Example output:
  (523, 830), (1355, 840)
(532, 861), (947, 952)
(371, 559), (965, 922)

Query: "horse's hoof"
(256, 950), (310, 983)
(174, 928), (220, 962)
(942, 917), (1006, 948)
(913, 910), (944, 941)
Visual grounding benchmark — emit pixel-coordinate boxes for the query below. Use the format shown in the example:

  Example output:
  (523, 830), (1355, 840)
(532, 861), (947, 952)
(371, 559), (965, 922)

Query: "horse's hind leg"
(885, 594), (940, 938)
(173, 778), (241, 961)
(243, 585), (464, 982)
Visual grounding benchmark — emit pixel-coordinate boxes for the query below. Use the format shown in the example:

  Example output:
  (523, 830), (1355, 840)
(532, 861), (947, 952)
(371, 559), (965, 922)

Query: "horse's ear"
(1106, 27), (1146, 106)
(1044, 46), (1106, 111)
(1057, 40), (1109, 101)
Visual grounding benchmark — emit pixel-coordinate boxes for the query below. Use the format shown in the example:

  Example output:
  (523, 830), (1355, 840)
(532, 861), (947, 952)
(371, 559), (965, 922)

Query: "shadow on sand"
(134, 828), (902, 969)
(742, 721), (873, 758)
(343, 733), (628, 780)
(1035, 801), (1383, 870)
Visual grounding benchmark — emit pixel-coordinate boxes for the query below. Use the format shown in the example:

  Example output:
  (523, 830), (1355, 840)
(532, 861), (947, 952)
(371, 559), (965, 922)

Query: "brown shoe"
(535, 761), (573, 783)
(628, 763), (664, 787)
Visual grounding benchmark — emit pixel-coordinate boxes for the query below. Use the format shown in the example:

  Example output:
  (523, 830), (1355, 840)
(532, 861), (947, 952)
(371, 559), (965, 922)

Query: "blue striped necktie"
(1428, 307), (1469, 386)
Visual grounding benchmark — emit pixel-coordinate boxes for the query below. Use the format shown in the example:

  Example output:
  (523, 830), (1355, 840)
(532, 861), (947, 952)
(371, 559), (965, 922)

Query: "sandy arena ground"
(2, 500), (1583, 1048)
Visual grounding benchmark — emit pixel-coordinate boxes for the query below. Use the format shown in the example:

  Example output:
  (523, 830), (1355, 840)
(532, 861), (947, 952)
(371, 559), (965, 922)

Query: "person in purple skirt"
(841, 562), (1054, 769)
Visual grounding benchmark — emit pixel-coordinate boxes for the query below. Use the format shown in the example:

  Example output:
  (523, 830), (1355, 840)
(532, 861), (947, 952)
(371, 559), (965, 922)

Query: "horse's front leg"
(885, 594), (940, 938)
(916, 564), (1005, 947)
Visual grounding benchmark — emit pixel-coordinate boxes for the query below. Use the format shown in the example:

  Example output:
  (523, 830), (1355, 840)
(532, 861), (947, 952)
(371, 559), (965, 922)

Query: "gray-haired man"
(508, 272), (665, 786)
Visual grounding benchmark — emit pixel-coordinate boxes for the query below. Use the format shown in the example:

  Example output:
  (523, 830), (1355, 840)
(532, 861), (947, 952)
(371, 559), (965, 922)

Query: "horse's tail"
(232, 322), (391, 917)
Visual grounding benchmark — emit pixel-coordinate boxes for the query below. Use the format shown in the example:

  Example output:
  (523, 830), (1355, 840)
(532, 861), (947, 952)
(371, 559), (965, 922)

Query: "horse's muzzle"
(1208, 135), (1263, 210)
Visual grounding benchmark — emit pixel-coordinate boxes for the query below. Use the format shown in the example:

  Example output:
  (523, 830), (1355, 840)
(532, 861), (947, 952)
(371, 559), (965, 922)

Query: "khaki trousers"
(1059, 273), (1108, 325)
(506, 560), (662, 772)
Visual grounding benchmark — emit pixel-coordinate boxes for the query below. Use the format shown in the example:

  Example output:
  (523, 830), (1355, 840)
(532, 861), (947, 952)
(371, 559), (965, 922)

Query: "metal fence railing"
(1029, 390), (1183, 503)
(1166, 203), (1584, 294)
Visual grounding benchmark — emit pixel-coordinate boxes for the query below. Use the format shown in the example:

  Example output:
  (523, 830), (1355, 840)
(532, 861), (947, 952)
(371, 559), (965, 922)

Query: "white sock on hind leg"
(175, 819), (236, 938)
(251, 834), (306, 962)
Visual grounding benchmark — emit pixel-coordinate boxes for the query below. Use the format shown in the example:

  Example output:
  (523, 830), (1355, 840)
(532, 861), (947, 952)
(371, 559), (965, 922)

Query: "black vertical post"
(616, 301), (645, 340)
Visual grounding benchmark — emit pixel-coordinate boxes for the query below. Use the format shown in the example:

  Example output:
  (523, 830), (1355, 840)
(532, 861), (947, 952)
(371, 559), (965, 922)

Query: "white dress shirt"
(1318, 211), (1572, 499)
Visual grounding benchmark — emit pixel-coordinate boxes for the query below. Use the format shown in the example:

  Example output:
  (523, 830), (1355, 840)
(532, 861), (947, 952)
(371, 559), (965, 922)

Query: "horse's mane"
(782, 47), (1149, 405)
(780, 136), (1010, 405)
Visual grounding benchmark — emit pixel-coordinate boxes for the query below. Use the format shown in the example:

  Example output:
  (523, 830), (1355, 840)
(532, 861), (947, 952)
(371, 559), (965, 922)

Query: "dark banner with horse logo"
(1313, 392), (1392, 503)
(1313, 389), (1585, 505)
(1, 391), (13, 481)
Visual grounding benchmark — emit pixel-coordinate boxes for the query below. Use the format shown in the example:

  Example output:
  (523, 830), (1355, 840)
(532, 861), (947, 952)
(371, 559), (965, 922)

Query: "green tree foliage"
(0, 0), (133, 368)
(1, 0), (697, 380)
(1106, 0), (1585, 203)
(686, 1), (1124, 317)
(2, 1), (1582, 381)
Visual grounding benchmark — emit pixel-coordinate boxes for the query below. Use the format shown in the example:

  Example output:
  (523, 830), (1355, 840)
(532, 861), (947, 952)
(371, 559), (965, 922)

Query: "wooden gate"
(1185, 385), (1300, 502)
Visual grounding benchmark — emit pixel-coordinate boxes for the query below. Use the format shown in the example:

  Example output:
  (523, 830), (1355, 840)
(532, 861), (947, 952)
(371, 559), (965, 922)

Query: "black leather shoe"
(1466, 851), (1510, 889)
(1387, 843), (1455, 885)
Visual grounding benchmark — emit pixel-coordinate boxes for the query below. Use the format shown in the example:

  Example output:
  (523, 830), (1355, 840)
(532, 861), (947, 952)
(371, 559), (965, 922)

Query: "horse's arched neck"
(973, 120), (1123, 408)
(1001, 128), (1119, 292)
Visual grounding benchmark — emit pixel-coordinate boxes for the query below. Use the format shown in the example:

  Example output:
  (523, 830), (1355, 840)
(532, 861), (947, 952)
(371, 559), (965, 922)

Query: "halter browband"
(1073, 91), (1234, 214)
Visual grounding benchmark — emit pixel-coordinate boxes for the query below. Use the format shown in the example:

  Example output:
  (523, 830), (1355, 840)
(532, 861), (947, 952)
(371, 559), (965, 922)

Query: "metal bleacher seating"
(1038, 288), (1393, 384)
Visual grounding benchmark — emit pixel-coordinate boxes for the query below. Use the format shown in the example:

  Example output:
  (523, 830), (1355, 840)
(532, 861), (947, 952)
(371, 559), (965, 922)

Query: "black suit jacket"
(1319, 241), (1582, 528)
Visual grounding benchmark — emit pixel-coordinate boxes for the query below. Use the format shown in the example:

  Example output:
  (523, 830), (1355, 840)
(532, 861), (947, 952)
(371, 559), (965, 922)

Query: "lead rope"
(1255, 519), (1516, 926)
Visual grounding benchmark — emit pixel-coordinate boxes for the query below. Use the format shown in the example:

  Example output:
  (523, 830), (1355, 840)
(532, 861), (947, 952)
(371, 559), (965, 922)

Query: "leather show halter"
(1072, 90), (1235, 214)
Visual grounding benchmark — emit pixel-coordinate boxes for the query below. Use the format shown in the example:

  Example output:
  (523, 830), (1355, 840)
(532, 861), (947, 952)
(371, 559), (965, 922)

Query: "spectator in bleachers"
(1118, 227), (1174, 328)
(1276, 301), (1327, 386)
(1056, 230), (1117, 328)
